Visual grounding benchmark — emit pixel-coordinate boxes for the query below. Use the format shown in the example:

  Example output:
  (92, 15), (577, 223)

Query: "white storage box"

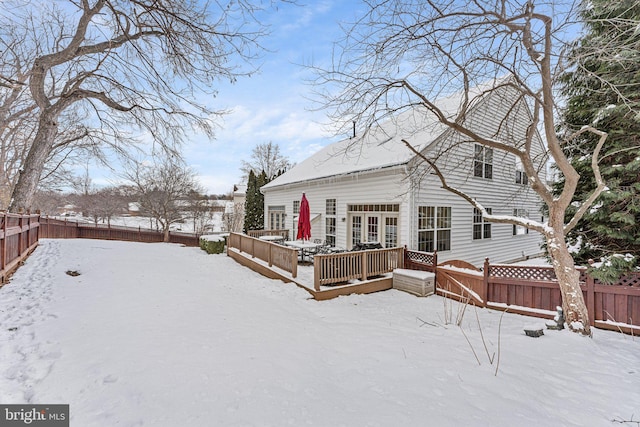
(393, 269), (435, 297)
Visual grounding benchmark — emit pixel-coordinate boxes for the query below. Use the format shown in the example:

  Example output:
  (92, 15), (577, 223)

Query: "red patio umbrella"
(296, 193), (311, 241)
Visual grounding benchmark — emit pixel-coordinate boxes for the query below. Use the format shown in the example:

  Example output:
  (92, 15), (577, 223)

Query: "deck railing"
(247, 229), (290, 241)
(227, 232), (298, 278)
(313, 247), (404, 290)
(0, 212), (40, 283)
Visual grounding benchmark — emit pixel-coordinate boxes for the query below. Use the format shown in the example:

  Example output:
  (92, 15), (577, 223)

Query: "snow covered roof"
(262, 79), (503, 191)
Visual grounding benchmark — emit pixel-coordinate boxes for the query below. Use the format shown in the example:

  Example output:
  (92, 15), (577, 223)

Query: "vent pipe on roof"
(352, 121), (356, 138)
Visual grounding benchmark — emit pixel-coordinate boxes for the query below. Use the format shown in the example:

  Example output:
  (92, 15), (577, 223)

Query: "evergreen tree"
(243, 169), (269, 232)
(243, 170), (259, 232)
(558, 0), (640, 281)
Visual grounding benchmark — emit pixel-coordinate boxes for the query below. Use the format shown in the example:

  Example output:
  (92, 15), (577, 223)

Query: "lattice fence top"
(405, 250), (435, 266)
(596, 273), (640, 287)
(490, 265), (558, 282)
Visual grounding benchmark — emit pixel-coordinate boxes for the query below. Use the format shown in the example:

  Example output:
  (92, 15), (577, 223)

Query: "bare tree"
(2, 0), (279, 212)
(313, 0), (625, 336)
(184, 189), (211, 234)
(240, 141), (293, 182)
(123, 157), (199, 242)
(223, 200), (246, 233)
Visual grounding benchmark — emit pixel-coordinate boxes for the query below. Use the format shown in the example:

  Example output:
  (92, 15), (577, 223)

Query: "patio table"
(283, 240), (321, 263)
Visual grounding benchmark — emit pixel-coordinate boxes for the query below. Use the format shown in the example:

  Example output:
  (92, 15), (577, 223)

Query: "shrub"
(199, 235), (225, 254)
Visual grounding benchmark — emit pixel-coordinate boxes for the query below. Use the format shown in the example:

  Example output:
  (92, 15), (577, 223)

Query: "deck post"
(291, 250), (297, 279)
(361, 251), (367, 281)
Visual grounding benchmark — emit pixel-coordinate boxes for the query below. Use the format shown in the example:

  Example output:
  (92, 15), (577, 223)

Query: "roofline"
(260, 162), (409, 193)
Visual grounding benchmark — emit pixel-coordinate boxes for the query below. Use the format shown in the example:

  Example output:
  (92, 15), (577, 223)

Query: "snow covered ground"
(0, 239), (638, 426)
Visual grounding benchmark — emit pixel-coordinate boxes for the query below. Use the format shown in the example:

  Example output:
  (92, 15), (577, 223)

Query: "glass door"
(365, 214), (379, 243)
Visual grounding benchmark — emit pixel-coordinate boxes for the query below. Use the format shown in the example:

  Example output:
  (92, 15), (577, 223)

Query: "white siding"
(263, 84), (548, 267)
(262, 166), (410, 250)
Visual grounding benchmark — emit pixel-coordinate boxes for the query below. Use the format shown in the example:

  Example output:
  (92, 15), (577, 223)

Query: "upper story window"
(474, 145), (493, 179)
(293, 200), (300, 214)
(515, 157), (528, 185)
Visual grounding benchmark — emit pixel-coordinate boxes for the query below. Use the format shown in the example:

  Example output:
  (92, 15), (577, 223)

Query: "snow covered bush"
(199, 235), (225, 254)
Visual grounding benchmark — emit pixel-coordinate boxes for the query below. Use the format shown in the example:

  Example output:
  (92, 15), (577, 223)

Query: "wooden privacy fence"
(485, 261), (640, 333)
(405, 249), (640, 333)
(313, 247), (404, 290)
(39, 217), (200, 246)
(0, 212), (40, 283)
(227, 232), (298, 278)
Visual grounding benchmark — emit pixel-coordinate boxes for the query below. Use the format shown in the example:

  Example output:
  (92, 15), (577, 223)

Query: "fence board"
(39, 216), (199, 246)
(0, 213), (40, 283)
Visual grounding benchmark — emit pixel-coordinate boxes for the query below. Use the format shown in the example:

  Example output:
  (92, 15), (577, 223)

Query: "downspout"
(404, 164), (414, 250)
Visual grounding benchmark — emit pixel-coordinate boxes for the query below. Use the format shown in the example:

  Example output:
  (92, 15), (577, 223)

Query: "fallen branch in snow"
(416, 317), (441, 328)
(611, 415), (640, 426)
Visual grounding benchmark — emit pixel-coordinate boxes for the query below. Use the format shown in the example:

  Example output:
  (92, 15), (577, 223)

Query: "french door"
(349, 213), (398, 248)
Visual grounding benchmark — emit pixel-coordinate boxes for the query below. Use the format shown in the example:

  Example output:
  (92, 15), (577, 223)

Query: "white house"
(261, 83), (546, 266)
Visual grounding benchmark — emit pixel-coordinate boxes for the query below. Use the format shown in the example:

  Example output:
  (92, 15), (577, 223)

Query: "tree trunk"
(9, 114), (57, 212)
(545, 226), (592, 336)
(163, 227), (170, 243)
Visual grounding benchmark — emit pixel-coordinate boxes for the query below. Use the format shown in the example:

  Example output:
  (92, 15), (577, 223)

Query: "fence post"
(18, 214), (24, 256)
(268, 242), (273, 267)
(26, 213), (31, 250)
(482, 257), (490, 306)
(1, 214), (6, 271)
(586, 273), (595, 326)
(361, 251), (367, 281)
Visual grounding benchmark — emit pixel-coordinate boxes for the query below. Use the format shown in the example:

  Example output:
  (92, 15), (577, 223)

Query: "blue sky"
(151, 1), (366, 195)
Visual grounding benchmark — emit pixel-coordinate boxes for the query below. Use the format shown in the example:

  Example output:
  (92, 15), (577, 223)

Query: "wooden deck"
(227, 247), (392, 300)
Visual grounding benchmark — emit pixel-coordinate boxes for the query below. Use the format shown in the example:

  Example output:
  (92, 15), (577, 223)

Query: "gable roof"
(262, 79), (511, 190)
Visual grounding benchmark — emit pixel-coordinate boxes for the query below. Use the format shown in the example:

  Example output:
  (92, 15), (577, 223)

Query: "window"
(515, 157), (528, 185)
(326, 199), (336, 215)
(512, 209), (530, 236)
(474, 145), (493, 179)
(418, 206), (451, 252)
(268, 206), (286, 230)
(326, 198), (336, 246)
(326, 217), (336, 246)
(293, 200), (300, 214)
(473, 208), (492, 240)
(351, 216), (362, 246)
(385, 217), (398, 248)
